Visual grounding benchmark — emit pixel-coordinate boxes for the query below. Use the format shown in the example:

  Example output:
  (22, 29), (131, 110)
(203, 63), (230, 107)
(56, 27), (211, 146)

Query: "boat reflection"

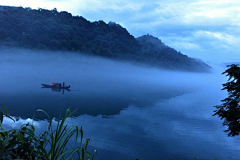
(41, 82), (71, 94)
(41, 87), (70, 94)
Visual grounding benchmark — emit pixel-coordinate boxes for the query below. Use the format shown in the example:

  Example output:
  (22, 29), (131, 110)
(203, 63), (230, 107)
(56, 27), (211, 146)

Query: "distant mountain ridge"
(0, 5), (211, 72)
(136, 35), (210, 71)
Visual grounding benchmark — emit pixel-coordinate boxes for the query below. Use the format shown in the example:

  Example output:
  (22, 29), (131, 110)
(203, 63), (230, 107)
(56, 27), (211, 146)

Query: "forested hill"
(0, 6), (211, 72)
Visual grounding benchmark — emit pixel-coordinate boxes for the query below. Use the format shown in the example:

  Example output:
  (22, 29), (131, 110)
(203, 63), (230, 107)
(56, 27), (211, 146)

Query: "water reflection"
(41, 86), (71, 94)
(1, 49), (239, 159)
(3, 96), (240, 160)
(1, 83), (186, 119)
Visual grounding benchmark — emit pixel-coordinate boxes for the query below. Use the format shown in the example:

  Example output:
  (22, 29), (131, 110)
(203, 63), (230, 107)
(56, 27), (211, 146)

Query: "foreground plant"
(0, 105), (97, 159)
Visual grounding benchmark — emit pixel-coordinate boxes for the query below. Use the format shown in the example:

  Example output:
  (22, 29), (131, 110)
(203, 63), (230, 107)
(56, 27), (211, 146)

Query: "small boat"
(41, 82), (70, 89)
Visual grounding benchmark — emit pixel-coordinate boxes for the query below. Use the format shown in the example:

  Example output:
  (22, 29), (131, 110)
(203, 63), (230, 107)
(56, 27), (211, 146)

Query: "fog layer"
(1, 47), (237, 160)
(0, 47), (215, 117)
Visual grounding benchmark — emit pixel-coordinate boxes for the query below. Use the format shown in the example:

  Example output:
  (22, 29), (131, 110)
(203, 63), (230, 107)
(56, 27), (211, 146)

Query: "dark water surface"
(1, 48), (240, 160)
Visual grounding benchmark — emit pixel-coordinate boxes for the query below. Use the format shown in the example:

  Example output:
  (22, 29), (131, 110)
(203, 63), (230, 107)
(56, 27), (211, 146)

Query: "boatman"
(63, 81), (65, 87)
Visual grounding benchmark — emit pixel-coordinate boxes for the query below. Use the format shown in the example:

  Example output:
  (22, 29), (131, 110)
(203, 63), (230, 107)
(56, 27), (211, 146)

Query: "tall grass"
(0, 104), (97, 159)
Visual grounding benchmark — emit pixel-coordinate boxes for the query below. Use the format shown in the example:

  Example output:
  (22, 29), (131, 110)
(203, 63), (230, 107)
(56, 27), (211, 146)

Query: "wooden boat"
(41, 83), (70, 89)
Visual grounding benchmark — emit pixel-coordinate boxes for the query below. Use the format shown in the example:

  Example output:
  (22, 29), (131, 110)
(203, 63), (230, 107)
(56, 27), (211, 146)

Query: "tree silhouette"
(214, 64), (240, 136)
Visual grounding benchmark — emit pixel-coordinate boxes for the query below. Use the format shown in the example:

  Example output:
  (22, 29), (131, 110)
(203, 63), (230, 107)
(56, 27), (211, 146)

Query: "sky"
(1, 0), (240, 64)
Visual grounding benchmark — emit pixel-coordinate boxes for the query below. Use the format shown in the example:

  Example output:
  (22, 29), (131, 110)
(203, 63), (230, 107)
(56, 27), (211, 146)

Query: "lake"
(1, 48), (240, 160)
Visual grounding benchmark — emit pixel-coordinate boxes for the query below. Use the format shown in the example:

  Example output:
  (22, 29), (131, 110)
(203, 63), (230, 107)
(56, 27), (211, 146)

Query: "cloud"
(157, 29), (240, 63)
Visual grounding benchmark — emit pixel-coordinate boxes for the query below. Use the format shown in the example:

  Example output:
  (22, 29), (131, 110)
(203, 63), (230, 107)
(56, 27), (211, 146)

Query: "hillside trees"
(0, 5), (211, 72)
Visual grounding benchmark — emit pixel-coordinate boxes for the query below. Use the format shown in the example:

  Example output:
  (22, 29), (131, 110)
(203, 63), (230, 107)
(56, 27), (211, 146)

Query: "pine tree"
(214, 64), (240, 136)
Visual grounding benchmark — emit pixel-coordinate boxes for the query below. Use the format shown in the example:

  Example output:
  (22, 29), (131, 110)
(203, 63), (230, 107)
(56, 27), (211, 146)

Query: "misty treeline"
(0, 6), (210, 72)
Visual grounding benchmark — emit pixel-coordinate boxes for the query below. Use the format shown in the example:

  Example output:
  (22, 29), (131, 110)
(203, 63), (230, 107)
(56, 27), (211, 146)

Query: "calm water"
(1, 48), (240, 160)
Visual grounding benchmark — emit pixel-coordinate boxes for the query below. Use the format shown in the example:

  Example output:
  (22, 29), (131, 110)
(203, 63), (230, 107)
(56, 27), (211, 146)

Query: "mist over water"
(1, 47), (196, 117)
(1, 47), (240, 160)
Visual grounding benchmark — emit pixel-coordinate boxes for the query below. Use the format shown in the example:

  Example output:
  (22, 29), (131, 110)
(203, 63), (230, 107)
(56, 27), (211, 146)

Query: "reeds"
(0, 105), (96, 160)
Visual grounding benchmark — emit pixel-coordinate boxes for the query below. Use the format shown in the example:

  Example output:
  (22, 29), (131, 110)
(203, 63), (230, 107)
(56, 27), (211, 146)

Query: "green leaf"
(40, 140), (44, 147)
(4, 114), (15, 122)
(36, 109), (50, 120)
(0, 111), (3, 124)
(65, 147), (80, 160)
(16, 133), (24, 145)
(80, 126), (83, 146)
(2, 136), (10, 150)
(81, 148), (85, 160)
(75, 126), (79, 142)
(91, 150), (97, 160)
(30, 124), (35, 132)
(0, 104), (8, 115)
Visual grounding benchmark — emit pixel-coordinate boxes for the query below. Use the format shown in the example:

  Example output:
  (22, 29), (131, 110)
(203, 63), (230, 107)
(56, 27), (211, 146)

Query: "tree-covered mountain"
(0, 5), (211, 72)
(136, 35), (210, 71)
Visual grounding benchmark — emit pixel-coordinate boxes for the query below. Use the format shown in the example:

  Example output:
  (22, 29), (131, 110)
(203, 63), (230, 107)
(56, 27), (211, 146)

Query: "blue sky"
(2, 0), (240, 64)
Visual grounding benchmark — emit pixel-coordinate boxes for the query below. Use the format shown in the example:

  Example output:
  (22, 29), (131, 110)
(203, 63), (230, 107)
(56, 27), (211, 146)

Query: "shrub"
(0, 104), (97, 159)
